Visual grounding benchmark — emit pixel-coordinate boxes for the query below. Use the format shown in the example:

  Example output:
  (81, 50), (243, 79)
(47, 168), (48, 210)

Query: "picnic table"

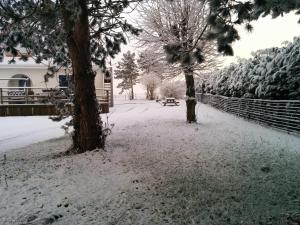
(162, 97), (179, 106)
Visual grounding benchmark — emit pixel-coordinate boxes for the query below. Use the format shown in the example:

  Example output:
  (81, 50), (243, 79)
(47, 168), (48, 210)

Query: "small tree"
(140, 72), (161, 100)
(115, 51), (139, 100)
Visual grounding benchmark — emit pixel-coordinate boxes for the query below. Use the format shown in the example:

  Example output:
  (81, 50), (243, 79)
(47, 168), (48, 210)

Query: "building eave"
(0, 64), (48, 69)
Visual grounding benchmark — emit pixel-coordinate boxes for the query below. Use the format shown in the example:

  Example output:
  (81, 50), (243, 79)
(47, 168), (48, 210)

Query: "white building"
(0, 54), (112, 115)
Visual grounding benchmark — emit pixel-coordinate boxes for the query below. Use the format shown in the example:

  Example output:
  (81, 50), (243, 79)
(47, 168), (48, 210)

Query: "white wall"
(95, 68), (105, 97)
(0, 67), (57, 88)
(0, 66), (104, 89)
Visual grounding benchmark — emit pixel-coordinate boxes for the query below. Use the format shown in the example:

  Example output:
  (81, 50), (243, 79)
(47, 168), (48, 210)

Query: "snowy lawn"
(0, 116), (69, 153)
(0, 100), (300, 225)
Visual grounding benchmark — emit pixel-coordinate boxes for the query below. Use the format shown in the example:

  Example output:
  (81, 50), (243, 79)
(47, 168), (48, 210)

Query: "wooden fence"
(196, 93), (300, 135)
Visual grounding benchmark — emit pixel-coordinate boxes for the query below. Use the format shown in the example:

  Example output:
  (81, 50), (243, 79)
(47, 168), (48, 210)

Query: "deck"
(0, 87), (110, 116)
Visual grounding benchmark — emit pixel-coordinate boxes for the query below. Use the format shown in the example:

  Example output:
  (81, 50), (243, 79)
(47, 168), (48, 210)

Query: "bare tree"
(137, 48), (163, 99)
(160, 80), (186, 99)
(137, 46), (182, 80)
(140, 72), (161, 100)
(136, 0), (221, 122)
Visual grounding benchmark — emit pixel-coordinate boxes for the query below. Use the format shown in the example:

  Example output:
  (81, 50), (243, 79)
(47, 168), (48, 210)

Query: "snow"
(201, 37), (300, 100)
(0, 100), (300, 225)
(0, 117), (69, 153)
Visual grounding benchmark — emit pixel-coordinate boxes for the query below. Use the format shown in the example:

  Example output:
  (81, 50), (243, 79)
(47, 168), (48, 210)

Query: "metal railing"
(196, 93), (300, 135)
(0, 87), (110, 105)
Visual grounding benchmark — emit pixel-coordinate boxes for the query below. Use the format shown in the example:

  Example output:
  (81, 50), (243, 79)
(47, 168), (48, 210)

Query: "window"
(18, 79), (30, 87)
(59, 75), (69, 87)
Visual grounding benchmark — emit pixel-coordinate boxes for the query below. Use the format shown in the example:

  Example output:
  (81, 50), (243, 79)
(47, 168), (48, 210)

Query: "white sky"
(113, 11), (300, 96)
(224, 12), (300, 65)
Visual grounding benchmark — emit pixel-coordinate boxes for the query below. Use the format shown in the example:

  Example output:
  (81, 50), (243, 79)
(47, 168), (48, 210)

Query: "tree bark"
(130, 78), (134, 100)
(146, 86), (150, 100)
(180, 4), (196, 123)
(184, 67), (197, 123)
(62, 0), (104, 152)
(149, 88), (154, 100)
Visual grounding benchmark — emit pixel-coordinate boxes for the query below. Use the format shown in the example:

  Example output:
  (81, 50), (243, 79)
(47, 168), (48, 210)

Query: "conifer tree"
(114, 51), (139, 100)
(0, 0), (141, 153)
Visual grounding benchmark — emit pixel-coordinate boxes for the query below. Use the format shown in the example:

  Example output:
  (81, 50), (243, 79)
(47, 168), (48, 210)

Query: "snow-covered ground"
(0, 100), (300, 225)
(0, 117), (69, 153)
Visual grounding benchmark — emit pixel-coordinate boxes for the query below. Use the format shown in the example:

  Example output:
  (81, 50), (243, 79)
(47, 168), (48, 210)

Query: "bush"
(198, 37), (300, 100)
(159, 80), (185, 99)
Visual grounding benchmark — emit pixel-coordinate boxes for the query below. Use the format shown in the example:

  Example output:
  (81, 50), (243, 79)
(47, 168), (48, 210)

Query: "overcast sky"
(224, 12), (300, 65)
(115, 11), (299, 64)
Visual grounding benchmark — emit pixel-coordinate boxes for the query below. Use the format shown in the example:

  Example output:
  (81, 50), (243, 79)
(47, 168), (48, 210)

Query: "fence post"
(0, 88), (3, 104)
(106, 90), (109, 103)
(110, 76), (114, 107)
(238, 98), (241, 116)
(25, 88), (29, 104)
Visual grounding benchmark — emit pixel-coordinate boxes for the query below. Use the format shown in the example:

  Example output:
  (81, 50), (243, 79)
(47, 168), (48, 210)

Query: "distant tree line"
(114, 49), (186, 101)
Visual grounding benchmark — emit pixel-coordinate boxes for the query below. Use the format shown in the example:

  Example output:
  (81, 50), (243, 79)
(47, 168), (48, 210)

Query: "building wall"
(0, 67), (57, 88)
(0, 66), (104, 89)
(0, 57), (110, 107)
(95, 68), (105, 97)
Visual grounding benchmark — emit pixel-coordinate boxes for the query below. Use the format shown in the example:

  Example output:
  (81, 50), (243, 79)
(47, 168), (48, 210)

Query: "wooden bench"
(162, 97), (179, 106)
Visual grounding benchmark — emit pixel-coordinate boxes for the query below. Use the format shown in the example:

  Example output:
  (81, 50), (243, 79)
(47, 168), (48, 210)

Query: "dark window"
(104, 70), (112, 83)
(59, 75), (69, 87)
(18, 78), (30, 87)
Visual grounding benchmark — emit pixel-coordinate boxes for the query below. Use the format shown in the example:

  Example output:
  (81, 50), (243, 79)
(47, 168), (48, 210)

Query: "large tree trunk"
(62, 0), (104, 152)
(184, 67), (197, 123)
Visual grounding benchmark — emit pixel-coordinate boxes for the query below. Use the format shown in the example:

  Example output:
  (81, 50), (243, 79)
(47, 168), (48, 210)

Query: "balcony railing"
(0, 87), (110, 105)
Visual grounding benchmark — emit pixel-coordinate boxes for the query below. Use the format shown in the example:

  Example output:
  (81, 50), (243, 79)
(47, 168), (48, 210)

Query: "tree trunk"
(146, 86), (150, 100)
(180, 4), (196, 123)
(62, 0), (104, 152)
(131, 81), (134, 100)
(149, 88), (154, 100)
(184, 67), (197, 123)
